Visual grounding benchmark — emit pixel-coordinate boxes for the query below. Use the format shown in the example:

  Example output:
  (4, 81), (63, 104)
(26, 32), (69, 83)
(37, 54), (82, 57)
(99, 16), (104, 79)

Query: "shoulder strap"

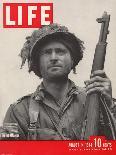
(29, 96), (40, 125)
(29, 96), (67, 140)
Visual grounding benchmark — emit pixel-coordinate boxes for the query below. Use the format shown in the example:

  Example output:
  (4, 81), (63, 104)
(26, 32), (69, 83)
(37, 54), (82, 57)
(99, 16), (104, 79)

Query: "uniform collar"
(31, 83), (45, 101)
(32, 79), (83, 102)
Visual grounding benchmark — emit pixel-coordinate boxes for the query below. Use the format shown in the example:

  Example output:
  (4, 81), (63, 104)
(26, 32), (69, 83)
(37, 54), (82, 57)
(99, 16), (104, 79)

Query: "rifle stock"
(83, 12), (112, 140)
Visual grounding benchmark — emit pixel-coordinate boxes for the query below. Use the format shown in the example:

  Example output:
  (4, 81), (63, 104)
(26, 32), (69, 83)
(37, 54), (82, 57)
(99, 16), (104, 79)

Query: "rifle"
(83, 12), (116, 140)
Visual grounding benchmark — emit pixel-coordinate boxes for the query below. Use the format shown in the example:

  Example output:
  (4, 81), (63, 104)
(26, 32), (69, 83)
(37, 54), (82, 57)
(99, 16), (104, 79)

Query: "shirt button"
(35, 96), (41, 101)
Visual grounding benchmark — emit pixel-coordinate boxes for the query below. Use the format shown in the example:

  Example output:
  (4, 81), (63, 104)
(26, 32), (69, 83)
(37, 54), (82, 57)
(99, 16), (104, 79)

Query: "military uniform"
(3, 80), (116, 140)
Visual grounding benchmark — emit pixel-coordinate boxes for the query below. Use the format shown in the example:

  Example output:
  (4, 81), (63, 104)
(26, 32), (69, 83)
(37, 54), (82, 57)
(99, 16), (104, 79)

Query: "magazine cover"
(0, 0), (116, 154)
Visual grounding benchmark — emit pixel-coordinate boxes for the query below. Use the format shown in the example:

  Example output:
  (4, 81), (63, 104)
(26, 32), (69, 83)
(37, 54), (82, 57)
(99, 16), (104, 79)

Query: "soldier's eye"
(42, 49), (52, 55)
(55, 48), (67, 55)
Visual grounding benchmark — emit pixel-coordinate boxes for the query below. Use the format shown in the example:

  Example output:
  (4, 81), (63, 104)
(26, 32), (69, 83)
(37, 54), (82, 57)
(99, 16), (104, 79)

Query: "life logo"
(3, 3), (53, 28)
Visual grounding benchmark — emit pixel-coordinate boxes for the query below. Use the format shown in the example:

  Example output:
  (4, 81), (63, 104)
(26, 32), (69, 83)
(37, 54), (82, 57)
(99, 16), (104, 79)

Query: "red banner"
(0, 136), (116, 155)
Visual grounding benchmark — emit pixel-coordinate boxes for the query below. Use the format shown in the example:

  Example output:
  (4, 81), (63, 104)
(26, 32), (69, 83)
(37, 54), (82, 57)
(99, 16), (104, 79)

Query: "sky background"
(0, 0), (116, 125)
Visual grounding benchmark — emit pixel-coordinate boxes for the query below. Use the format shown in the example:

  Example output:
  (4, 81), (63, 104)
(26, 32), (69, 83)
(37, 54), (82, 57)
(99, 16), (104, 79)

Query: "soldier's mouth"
(48, 65), (62, 69)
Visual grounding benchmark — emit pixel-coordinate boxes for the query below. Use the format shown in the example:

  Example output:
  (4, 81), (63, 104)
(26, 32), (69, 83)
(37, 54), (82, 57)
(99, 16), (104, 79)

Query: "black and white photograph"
(0, 0), (116, 142)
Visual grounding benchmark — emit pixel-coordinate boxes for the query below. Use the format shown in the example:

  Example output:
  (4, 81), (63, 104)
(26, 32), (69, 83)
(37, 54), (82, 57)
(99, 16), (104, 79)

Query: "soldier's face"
(38, 41), (73, 79)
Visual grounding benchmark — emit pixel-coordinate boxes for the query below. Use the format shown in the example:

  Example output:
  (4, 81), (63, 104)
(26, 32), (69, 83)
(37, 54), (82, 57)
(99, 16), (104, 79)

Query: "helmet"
(20, 23), (84, 77)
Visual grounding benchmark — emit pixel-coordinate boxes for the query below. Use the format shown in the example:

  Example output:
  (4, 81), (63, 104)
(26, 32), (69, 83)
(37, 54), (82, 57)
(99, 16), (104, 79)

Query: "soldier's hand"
(84, 70), (113, 108)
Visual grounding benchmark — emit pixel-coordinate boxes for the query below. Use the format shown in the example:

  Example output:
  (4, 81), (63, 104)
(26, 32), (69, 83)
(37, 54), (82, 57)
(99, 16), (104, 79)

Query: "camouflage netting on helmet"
(19, 23), (85, 78)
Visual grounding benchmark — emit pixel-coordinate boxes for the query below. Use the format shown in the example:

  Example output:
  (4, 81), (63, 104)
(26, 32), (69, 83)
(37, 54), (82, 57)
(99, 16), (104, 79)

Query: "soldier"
(3, 24), (116, 140)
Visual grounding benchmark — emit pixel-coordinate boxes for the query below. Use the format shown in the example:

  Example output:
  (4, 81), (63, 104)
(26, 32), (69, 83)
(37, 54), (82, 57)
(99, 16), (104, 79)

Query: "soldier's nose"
(50, 51), (58, 60)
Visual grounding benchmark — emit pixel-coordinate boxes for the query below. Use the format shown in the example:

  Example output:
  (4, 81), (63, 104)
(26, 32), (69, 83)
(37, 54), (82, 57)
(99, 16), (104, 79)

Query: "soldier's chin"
(48, 71), (65, 79)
